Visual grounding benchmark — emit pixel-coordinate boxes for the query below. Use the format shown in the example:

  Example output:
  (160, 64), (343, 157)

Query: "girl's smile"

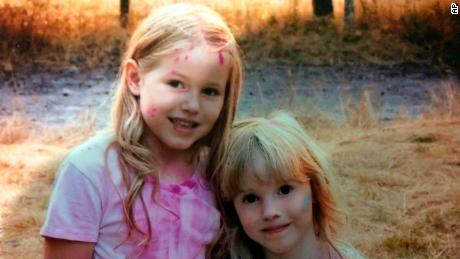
(261, 223), (291, 235)
(169, 117), (199, 135)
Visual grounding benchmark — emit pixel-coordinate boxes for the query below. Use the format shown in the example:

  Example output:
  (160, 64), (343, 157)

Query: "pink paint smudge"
(183, 180), (196, 189)
(218, 50), (224, 65)
(171, 185), (182, 194)
(169, 69), (176, 75)
(184, 55), (189, 61)
(148, 106), (157, 118)
(174, 56), (180, 62)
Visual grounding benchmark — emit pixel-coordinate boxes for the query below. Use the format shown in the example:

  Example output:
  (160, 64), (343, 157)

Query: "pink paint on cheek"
(147, 107), (157, 117)
(169, 69), (176, 75)
(174, 56), (180, 62)
(218, 50), (225, 65)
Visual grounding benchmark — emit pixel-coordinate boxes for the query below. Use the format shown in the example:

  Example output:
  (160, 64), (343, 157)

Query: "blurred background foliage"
(0, 0), (458, 72)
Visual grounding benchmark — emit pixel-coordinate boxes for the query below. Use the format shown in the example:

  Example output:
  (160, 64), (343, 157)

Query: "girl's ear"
(125, 59), (141, 96)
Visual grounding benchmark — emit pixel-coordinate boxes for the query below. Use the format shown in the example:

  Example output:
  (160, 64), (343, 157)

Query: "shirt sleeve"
(40, 161), (102, 242)
(339, 243), (367, 259)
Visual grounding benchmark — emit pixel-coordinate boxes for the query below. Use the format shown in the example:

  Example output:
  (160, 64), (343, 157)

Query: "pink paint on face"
(147, 106), (157, 118)
(169, 69), (177, 75)
(137, 43), (228, 152)
(174, 56), (180, 62)
(218, 50), (225, 65)
(184, 55), (189, 61)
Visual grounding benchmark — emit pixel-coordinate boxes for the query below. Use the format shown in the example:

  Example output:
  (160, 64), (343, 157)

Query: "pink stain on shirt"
(183, 180), (196, 189)
(40, 133), (221, 259)
(171, 185), (182, 194)
(218, 51), (224, 65)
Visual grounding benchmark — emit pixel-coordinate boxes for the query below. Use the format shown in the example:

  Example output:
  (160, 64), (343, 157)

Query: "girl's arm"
(44, 237), (95, 259)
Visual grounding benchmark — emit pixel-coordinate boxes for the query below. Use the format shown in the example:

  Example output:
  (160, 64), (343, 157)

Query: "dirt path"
(0, 64), (458, 127)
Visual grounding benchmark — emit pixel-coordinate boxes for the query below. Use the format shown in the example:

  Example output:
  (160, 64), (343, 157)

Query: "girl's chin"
(145, 133), (195, 152)
(163, 140), (196, 151)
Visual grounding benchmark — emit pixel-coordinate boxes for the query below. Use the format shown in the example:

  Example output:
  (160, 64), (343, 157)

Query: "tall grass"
(0, 108), (100, 258)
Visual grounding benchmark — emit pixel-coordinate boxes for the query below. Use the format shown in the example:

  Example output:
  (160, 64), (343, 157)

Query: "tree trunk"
(313, 0), (333, 17)
(290, 0), (299, 14)
(344, 0), (354, 29)
(120, 0), (129, 28)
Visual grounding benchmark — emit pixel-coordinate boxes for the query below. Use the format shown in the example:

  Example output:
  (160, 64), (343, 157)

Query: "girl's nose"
(181, 91), (200, 113)
(262, 199), (281, 221)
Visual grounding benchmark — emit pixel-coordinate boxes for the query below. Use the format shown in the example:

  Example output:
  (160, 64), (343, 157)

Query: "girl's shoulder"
(62, 131), (117, 175)
(336, 241), (366, 259)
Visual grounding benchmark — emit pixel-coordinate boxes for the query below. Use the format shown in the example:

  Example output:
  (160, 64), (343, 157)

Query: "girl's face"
(127, 43), (230, 153)
(233, 153), (314, 257)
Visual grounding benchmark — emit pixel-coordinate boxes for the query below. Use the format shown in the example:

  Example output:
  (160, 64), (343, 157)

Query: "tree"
(120, 0), (129, 28)
(344, 0), (354, 29)
(313, 0), (333, 17)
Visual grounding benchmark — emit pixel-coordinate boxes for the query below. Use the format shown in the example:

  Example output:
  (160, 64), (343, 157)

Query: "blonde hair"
(211, 111), (343, 259)
(109, 3), (243, 251)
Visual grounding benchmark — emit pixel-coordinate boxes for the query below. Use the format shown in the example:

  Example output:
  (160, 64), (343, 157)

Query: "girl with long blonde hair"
(41, 3), (243, 258)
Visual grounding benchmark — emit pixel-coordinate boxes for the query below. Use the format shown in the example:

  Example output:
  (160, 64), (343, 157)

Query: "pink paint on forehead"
(218, 50), (225, 65)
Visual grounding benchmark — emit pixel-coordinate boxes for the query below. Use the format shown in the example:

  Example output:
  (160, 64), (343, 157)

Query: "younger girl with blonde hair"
(212, 111), (365, 259)
(41, 3), (242, 258)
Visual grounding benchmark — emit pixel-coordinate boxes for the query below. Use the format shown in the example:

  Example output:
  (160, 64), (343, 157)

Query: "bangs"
(221, 118), (310, 200)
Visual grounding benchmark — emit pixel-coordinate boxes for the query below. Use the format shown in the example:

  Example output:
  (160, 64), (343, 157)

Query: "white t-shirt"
(41, 133), (220, 258)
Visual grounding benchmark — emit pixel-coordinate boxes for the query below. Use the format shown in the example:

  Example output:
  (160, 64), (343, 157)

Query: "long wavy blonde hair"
(211, 111), (343, 259)
(109, 2), (243, 250)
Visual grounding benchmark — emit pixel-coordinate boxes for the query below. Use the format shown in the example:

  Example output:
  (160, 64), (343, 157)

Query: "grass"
(0, 110), (99, 258)
(0, 82), (459, 258)
(331, 119), (459, 258)
(0, 0), (458, 71)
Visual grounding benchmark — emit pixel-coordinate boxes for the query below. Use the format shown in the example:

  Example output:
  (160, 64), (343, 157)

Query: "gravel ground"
(0, 63), (458, 128)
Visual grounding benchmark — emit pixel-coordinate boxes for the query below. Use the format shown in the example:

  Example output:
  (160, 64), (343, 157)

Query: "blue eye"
(202, 88), (219, 96)
(168, 80), (183, 88)
(242, 194), (259, 204)
(278, 185), (293, 195)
